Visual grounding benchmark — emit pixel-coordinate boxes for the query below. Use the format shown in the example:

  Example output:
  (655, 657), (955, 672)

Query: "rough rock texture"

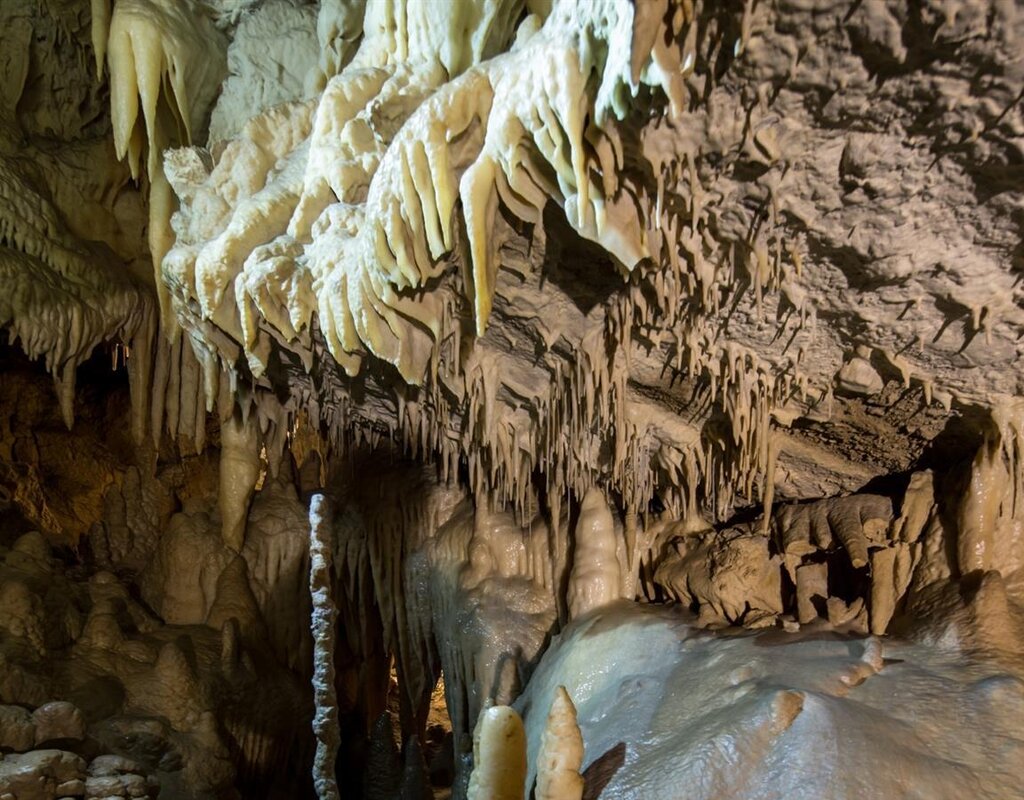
(1, 0), (1023, 798)
(120, 0), (1023, 529)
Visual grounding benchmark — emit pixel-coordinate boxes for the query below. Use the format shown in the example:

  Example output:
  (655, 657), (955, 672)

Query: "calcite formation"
(0, 0), (1023, 799)
(533, 686), (584, 800)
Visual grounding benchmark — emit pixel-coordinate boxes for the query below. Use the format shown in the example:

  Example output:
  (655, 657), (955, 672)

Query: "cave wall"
(1, 1), (1023, 799)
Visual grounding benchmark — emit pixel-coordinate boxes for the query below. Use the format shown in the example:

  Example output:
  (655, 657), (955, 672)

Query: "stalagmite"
(869, 548), (897, 635)
(535, 686), (584, 800)
(467, 705), (527, 800)
(206, 555), (267, 644)
(567, 489), (622, 620)
(795, 562), (827, 625)
(400, 735), (434, 800)
(309, 493), (340, 800)
(219, 413), (260, 551)
(365, 713), (402, 800)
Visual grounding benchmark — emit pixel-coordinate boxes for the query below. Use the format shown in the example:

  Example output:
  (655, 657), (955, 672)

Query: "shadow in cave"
(582, 741), (626, 800)
(539, 204), (624, 315)
(911, 407), (988, 475)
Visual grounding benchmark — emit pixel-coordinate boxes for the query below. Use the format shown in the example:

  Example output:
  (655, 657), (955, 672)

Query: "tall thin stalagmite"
(309, 493), (340, 800)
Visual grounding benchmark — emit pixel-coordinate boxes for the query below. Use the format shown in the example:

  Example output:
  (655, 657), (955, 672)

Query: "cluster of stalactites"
(327, 446), (644, 767)
(134, 0), (720, 524)
(103, 0), (229, 324)
(167, 0), (686, 392)
(86, 0), (892, 544)
(311, 402), (1024, 799)
(104, 0), (226, 181)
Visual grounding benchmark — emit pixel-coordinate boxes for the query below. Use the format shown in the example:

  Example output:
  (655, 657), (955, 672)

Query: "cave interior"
(1, 0), (1023, 798)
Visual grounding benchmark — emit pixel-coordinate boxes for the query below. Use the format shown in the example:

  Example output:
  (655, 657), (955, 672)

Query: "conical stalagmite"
(567, 488), (622, 620)
(467, 705), (527, 800)
(400, 735), (434, 800)
(535, 686), (584, 800)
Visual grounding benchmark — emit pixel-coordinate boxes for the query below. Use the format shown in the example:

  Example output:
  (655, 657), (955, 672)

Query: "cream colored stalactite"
(567, 488), (622, 620)
(358, 0), (677, 348)
(288, 65), (393, 241)
(535, 686), (584, 800)
(307, 0), (367, 93)
(958, 435), (1007, 575)
(90, 0), (111, 79)
(219, 413), (261, 552)
(107, 0), (226, 177)
(126, 312), (157, 444)
(105, 0), (227, 322)
(467, 705), (528, 800)
(431, 6), (663, 337)
(188, 36), (466, 380)
(53, 360), (77, 431)
(194, 150), (308, 321)
(168, 0), (683, 388)
(354, 0), (524, 76)
(176, 335), (207, 452)
(149, 166), (178, 326)
(301, 68), (492, 380)
(958, 398), (1024, 577)
(152, 328), (176, 442)
(328, 40), (579, 369)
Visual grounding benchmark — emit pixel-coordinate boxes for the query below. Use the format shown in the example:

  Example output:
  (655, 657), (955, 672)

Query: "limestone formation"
(467, 705), (527, 800)
(309, 493), (339, 800)
(0, 0), (1023, 798)
(534, 686), (584, 800)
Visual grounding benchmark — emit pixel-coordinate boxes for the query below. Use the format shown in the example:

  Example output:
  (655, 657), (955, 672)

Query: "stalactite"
(219, 413), (261, 551)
